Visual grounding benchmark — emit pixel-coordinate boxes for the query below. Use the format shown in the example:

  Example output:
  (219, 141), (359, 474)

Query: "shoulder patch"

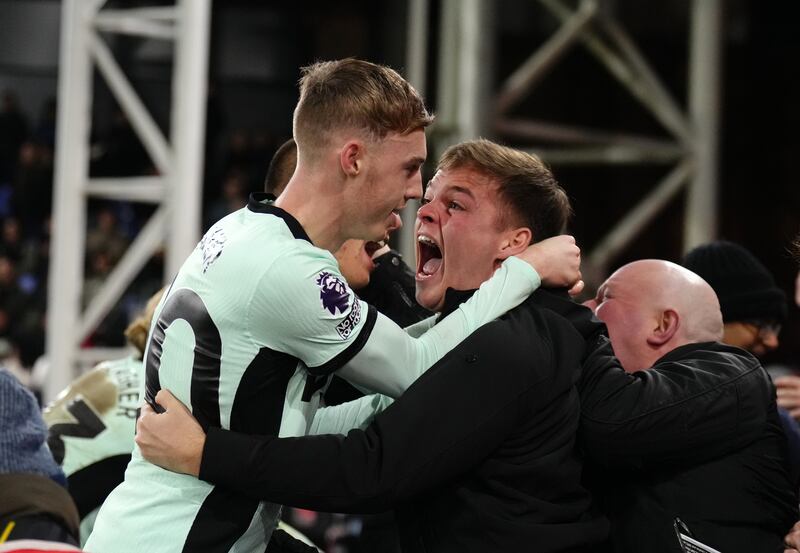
(316, 271), (352, 315)
(199, 226), (226, 273)
(315, 271), (362, 339)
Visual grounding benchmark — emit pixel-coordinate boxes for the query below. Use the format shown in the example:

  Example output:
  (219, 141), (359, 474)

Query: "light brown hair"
(436, 139), (571, 242)
(124, 287), (166, 357)
(293, 59), (433, 159)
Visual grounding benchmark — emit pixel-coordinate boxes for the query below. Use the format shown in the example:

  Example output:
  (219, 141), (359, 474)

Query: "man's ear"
(496, 227), (533, 261)
(646, 309), (679, 347)
(339, 140), (364, 177)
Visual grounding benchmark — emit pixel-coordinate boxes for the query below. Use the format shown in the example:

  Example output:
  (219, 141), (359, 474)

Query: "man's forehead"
(428, 166), (496, 194)
(384, 129), (426, 151)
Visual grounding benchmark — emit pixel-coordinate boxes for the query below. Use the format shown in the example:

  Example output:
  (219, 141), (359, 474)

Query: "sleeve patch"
(199, 226), (227, 273)
(336, 298), (362, 339)
(315, 271), (362, 340)
(316, 271), (352, 315)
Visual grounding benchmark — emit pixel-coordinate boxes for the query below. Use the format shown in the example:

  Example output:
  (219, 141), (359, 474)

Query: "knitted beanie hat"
(682, 240), (787, 324)
(0, 369), (66, 486)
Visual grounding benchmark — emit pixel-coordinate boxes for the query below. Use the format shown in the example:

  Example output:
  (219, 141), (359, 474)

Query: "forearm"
(336, 256), (539, 397)
(201, 337), (520, 512)
(579, 341), (769, 466)
(309, 394), (394, 435)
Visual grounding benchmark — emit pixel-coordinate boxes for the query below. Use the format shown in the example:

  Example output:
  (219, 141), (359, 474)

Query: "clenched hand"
(136, 389), (206, 477)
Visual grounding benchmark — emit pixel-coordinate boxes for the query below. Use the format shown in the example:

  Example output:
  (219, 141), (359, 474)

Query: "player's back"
(44, 356), (141, 546)
(86, 204), (336, 553)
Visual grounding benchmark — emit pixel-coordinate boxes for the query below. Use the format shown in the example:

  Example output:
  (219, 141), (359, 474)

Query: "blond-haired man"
(86, 62), (580, 553)
(136, 139), (608, 553)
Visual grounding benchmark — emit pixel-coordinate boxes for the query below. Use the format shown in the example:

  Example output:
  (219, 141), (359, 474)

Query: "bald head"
(589, 259), (723, 373)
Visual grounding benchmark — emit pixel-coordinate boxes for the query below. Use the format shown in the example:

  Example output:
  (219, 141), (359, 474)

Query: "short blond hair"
(437, 139), (571, 242)
(293, 59), (433, 158)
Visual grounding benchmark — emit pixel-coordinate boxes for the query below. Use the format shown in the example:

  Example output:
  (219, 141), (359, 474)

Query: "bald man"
(544, 260), (798, 553)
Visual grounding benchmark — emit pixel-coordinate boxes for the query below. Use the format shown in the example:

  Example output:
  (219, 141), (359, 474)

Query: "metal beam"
(46, 0), (101, 402)
(538, 0), (693, 144)
(46, 1), (211, 402)
(399, 0), (430, 265)
(77, 208), (168, 343)
(587, 159), (694, 273)
(496, 117), (686, 150)
(496, 0), (597, 115)
(85, 177), (166, 203)
(89, 31), (172, 175)
(93, 9), (176, 40)
(684, 0), (722, 250)
(166, 0), (211, 277)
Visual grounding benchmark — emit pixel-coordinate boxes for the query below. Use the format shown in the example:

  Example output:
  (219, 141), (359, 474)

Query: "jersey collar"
(247, 192), (313, 244)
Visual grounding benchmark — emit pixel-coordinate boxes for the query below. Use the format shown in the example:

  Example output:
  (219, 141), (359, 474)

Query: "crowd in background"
(0, 87), (285, 392)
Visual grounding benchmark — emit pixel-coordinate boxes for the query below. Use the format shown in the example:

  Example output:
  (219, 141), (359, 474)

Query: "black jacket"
(541, 293), (799, 553)
(583, 340), (798, 553)
(201, 289), (608, 552)
(0, 473), (81, 545)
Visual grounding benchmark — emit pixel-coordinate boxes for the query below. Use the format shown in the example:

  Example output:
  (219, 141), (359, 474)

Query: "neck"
(275, 165), (347, 253)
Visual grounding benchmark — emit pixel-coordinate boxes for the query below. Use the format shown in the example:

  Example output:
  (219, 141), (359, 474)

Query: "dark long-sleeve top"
(538, 292), (799, 553)
(200, 289), (608, 553)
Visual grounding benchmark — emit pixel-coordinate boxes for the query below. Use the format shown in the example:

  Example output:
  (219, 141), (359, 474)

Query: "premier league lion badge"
(316, 271), (351, 315)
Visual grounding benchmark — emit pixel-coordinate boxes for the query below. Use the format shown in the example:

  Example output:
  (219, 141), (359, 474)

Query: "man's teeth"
(418, 235), (437, 246)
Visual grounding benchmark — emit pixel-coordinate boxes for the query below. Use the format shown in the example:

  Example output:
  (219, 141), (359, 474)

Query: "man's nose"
(406, 177), (423, 202)
(417, 201), (436, 224)
(761, 330), (780, 351)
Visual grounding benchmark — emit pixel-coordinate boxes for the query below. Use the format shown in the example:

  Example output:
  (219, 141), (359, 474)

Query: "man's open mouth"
(364, 240), (383, 258)
(417, 235), (442, 277)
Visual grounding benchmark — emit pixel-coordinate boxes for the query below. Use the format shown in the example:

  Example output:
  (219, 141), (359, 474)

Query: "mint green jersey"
(86, 195), (541, 553)
(44, 356), (141, 547)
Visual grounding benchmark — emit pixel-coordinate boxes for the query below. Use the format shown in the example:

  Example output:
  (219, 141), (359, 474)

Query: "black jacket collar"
(436, 288), (478, 324)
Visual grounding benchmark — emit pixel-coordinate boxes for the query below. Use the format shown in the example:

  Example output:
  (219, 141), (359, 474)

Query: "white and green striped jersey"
(86, 195), (541, 553)
(44, 356), (141, 547)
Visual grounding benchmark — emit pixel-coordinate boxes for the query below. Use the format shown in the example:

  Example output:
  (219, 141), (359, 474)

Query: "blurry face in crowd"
(722, 321), (780, 357)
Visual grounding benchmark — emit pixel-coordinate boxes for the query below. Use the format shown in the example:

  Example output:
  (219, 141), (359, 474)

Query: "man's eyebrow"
(448, 185), (475, 198)
(405, 156), (426, 168)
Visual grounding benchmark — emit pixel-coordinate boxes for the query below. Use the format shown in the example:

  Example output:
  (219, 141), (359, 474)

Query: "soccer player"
(135, 139), (607, 552)
(85, 61), (581, 553)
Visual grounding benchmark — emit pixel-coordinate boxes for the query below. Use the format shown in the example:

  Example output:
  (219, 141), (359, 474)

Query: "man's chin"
(415, 286), (444, 312)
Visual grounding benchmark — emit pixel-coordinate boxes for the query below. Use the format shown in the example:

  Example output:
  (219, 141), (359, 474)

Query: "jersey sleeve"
(199, 319), (533, 513)
(308, 394), (394, 435)
(335, 255), (541, 398)
(248, 247), (376, 372)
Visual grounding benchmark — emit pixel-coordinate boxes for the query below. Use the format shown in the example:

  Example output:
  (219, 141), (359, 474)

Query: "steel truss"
(415, 0), (721, 285)
(45, 0), (211, 401)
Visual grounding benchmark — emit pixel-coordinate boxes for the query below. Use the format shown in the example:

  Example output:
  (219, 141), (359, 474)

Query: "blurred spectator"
(12, 141), (53, 237)
(0, 256), (26, 336)
(86, 207), (128, 268)
(0, 217), (23, 262)
(90, 109), (151, 177)
(0, 91), (28, 184)
(0, 369), (80, 546)
(34, 97), (57, 151)
(683, 240), (800, 485)
(204, 169), (249, 230)
(683, 241), (786, 357)
(44, 288), (163, 546)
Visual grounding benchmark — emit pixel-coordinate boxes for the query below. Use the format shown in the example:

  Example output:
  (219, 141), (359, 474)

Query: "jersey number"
(144, 288), (222, 431)
(48, 399), (106, 465)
